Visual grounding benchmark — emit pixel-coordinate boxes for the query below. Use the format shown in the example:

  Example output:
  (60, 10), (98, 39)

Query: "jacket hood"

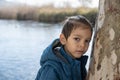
(40, 39), (88, 67)
(40, 39), (62, 66)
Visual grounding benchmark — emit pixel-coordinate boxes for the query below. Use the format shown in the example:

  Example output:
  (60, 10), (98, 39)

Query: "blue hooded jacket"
(35, 39), (88, 80)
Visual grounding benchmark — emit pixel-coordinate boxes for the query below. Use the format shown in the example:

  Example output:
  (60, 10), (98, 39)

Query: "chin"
(74, 55), (82, 59)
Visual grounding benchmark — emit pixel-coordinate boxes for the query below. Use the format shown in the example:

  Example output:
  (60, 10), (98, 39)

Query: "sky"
(5, 0), (99, 8)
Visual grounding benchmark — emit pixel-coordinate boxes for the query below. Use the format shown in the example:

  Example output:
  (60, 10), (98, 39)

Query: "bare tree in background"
(87, 0), (120, 80)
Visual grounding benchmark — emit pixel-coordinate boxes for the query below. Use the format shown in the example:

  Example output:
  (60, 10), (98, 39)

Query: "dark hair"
(61, 15), (93, 39)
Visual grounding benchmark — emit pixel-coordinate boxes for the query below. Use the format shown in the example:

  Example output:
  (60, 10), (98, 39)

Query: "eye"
(85, 40), (90, 44)
(74, 37), (80, 41)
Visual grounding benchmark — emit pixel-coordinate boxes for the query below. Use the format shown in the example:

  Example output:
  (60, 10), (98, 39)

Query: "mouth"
(76, 50), (84, 54)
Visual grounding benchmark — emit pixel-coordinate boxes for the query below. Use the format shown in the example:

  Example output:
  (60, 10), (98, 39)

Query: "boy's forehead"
(71, 28), (92, 37)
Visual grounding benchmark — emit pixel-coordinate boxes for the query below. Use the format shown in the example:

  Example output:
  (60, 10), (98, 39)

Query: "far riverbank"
(0, 5), (98, 25)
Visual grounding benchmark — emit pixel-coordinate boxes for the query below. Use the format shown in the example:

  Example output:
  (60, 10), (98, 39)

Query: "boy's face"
(60, 27), (92, 59)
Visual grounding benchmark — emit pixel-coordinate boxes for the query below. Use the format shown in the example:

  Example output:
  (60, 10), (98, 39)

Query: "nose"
(79, 41), (85, 50)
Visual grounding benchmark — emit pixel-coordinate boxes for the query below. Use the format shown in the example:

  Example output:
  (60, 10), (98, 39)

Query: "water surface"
(0, 20), (62, 80)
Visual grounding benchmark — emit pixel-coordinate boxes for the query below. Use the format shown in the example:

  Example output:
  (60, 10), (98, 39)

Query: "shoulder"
(41, 60), (62, 73)
(36, 64), (60, 80)
(38, 61), (62, 79)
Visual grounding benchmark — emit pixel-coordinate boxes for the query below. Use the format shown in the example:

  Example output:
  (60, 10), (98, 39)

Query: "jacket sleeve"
(35, 66), (59, 80)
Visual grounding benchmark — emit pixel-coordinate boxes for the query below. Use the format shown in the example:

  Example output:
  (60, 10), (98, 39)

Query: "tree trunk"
(87, 0), (120, 80)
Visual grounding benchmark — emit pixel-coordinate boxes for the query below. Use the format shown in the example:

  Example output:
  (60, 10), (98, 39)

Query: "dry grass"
(0, 5), (98, 24)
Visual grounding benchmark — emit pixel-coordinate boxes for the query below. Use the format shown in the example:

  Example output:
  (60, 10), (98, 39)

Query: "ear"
(59, 33), (66, 45)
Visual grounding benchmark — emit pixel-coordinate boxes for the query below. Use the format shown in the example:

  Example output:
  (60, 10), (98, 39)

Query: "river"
(0, 19), (92, 80)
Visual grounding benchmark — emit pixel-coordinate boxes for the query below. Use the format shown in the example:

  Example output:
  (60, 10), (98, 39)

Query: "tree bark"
(87, 0), (120, 80)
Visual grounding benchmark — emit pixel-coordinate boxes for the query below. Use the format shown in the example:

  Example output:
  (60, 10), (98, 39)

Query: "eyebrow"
(73, 34), (91, 40)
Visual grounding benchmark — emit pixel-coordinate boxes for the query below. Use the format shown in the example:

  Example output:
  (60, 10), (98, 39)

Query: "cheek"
(85, 44), (89, 51)
(66, 43), (75, 51)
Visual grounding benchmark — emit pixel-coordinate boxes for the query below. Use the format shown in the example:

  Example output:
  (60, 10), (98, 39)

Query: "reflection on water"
(0, 20), (62, 80)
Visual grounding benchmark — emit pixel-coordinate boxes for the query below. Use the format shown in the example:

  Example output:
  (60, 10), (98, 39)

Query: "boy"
(35, 15), (93, 80)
